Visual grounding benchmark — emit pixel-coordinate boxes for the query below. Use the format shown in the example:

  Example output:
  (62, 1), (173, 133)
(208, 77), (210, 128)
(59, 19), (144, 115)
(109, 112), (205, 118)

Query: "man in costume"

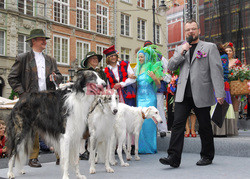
(103, 45), (136, 106)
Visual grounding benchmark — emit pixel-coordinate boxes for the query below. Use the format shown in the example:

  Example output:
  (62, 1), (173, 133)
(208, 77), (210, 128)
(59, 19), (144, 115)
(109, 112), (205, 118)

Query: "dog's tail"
(6, 111), (17, 158)
(6, 110), (32, 159)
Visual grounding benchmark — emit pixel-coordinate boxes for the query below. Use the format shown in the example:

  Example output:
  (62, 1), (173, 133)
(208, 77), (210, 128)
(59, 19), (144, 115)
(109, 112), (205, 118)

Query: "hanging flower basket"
(229, 79), (250, 96)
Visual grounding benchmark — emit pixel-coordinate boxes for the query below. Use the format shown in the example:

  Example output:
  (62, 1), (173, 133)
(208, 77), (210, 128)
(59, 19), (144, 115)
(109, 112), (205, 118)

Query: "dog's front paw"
(110, 160), (118, 166)
(106, 167), (114, 173)
(121, 162), (129, 167)
(77, 174), (87, 179)
(89, 167), (96, 174)
(7, 172), (15, 179)
(20, 169), (26, 174)
(135, 155), (140, 161)
(62, 174), (69, 179)
(126, 156), (132, 161)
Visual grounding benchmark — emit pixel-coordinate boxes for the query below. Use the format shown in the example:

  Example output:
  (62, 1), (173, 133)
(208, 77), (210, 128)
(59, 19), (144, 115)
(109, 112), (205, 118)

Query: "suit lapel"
(191, 40), (204, 64)
(29, 50), (37, 74)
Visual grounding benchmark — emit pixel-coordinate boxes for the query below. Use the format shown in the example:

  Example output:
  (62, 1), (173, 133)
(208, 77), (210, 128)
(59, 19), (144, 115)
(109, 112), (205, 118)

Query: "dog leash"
(86, 98), (102, 119)
(51, 74), (59, 90)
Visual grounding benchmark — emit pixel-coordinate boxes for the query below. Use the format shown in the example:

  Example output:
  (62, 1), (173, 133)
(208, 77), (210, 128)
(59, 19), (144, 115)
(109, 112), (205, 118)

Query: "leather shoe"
(196, 158), (212, 166)
(160, 131), (166, 138)
(56, 158), (60, 165)
(28, 158), (42, 167)
(159, 157), (179, 168)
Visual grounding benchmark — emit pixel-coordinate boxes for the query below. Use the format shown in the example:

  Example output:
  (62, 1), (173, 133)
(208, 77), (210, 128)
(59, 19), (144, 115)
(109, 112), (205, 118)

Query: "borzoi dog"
(110, 103), (163, 166)
(6, 70), (106, 179)
(87, 89), (118, 174)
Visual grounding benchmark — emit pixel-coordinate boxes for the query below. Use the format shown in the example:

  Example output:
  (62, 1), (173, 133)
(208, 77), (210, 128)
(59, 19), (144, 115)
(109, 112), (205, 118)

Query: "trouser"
(167, 96), (214, 165)
(30, 132), (40, 159)
(167, 93), (174, 131)
(157, 93), (168, 132)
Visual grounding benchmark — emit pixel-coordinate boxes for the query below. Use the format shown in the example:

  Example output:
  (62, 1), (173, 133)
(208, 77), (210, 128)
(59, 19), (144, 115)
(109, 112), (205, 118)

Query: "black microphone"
(183, 36), (194, 56)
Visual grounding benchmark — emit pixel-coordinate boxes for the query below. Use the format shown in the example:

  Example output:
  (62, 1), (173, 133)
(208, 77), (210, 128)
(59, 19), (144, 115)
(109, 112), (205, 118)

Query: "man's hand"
(49, 72), (56, 82)
(217, 97), (224, 105)
(181, 42), (192, 56)
(113, 83), (122, 90)
(128, 74), (136, 79)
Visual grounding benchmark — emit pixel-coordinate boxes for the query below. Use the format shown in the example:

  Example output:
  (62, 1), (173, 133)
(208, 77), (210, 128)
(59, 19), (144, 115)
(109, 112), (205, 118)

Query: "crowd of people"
(1, 18), (249, 171)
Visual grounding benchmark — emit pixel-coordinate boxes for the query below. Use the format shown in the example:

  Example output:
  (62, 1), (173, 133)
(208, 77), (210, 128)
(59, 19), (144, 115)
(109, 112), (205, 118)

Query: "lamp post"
(68, 68), (75, 82)
(152, 0), (168, 44)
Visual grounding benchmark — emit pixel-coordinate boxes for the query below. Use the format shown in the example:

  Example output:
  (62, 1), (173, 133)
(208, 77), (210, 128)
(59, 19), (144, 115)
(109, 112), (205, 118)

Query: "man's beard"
(192, 35), (198, 41)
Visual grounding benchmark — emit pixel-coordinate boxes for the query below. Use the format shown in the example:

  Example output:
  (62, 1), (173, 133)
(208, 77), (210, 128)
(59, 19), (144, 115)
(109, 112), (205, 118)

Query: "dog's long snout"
(113, 109), (118, 115)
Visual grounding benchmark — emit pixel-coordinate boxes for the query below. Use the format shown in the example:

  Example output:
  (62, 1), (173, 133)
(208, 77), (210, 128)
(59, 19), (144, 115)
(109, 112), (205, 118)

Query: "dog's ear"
(74, 72), (86, 93)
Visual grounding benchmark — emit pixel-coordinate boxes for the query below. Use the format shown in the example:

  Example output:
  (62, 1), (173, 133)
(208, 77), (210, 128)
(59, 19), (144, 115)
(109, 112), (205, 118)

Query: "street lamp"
(68, 68), (75, 82)
(152, 0), (169, 44)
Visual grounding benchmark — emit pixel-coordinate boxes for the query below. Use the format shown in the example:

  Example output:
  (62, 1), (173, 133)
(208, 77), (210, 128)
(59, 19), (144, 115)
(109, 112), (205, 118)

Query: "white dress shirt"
(34, 51), (47, 91)
(107, 62), (136, 87)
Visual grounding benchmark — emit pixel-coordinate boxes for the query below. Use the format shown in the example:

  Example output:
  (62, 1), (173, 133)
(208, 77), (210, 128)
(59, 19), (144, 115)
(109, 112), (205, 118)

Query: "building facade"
(115, 0), (168, 64)
(0, 0), (114, 98)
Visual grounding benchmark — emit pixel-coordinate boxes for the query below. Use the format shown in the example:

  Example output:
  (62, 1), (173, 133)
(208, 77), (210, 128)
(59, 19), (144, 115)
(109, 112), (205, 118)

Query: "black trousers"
(167, 96), (214, 165)
(167, 93), (174, 131)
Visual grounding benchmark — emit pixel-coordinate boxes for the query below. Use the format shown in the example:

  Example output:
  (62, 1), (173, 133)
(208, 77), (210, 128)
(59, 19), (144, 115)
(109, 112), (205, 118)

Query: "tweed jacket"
(168, 40), (225, 108)
(8, 50), (62, 96)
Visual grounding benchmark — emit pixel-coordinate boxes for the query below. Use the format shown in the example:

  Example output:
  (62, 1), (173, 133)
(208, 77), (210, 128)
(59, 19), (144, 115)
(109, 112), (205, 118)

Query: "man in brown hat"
(8, 29), (62, 167)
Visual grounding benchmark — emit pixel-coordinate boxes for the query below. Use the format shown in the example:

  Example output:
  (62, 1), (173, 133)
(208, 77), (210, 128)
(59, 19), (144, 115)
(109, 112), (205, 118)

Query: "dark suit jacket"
(8, 50), (62, 96)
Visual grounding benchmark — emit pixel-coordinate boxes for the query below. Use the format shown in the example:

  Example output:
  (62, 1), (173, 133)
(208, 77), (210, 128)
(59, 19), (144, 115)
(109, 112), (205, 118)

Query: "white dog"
(110, 103), (163, 166)
(6, 70), (106, 179)
(88, 89), (119, 174)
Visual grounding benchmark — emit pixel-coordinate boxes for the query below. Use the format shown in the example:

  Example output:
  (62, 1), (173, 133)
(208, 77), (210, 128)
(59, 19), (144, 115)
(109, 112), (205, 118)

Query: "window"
(96, 4), (108, 35)
(97, 46), (108, 67)
(0, 0), (4, 9)
(121, 48), (130, 61)
(76, 41), (90, 67)
(77, 0), (90, 30)
(0, 31), (4, 55)
(54, 35), (69, 64)
(18, 0), (33, 15)
(62, 75), (69, 83)
(137, 19), (146, 40)
(54, 0), (69, 24)
(121, 14), (130, 36)
(121, 0), (130, 3)
(18, 35), (31, 54)
(155, 24), (160, 44)
(137, 0), (145, 8)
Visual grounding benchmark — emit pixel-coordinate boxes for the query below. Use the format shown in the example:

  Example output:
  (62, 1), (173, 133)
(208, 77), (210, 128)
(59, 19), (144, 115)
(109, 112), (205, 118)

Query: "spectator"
(211, 44), (236, 136)
(143, 41), (170, 137)
(103, 45), (136, 106)
(0, 120), (7, 158)
(185, 110), (197, 137)
(78, 51), (107, 160)
(136, 46), (164, 154)
(8, 29), (62, 167)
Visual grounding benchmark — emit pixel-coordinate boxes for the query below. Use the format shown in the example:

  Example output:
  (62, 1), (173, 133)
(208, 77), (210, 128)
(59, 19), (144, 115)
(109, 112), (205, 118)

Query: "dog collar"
(141, 110), (146, 119)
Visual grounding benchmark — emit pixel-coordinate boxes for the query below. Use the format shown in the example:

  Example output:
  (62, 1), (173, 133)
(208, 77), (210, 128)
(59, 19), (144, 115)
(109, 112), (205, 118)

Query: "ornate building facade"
(0, 0), (114, 98)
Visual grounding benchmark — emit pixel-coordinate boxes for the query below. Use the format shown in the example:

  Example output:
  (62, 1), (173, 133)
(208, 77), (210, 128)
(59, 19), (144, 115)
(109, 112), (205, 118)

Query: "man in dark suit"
(8, 29), (62, 167)
(159, 19), (225, 167)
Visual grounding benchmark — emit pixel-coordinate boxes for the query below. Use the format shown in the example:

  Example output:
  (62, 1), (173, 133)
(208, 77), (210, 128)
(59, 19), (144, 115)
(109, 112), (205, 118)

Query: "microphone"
(183, 36), (194, 56)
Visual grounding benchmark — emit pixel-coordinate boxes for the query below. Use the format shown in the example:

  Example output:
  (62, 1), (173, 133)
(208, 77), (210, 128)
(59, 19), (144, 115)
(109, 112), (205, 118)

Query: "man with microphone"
(159, 19), (225, 168)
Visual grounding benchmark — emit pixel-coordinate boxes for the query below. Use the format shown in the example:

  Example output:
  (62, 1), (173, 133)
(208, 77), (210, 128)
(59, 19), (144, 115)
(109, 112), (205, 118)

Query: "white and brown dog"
(110, 103), (163, 166)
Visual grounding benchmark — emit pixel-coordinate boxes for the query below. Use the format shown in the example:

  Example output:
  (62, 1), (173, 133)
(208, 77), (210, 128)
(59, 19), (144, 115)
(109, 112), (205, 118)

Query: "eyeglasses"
(185, 28), (198, 32)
